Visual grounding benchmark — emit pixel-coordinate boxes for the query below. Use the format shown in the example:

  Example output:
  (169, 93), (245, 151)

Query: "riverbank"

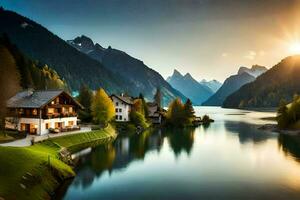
(259, 124), (300, 136)
(0, 126), (116, 200)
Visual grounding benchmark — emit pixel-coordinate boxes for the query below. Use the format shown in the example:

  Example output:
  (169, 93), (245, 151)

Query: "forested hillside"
(0, 8), (133, 94)
(223, 56), (300, 108)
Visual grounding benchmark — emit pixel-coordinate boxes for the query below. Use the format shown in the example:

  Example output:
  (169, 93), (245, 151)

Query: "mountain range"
(0, 8), (186, 106)
(202, 65), (267, 106)
(67, 35), (186, 105)
(223, 56), (300, 108)
(199, 79), (222, 93)
(166, 70), (214, 105)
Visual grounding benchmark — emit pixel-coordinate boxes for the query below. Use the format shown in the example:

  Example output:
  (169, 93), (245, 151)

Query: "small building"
(5, 89), (83, 135)
(111, 94), (133, 122)
(147, 102), (164, 124)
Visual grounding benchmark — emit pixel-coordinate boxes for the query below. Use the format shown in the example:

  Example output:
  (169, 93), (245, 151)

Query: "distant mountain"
(237, 65), (267, 78)
(166, 70), (213, 105)
(67, 35), (187, 105)
(223, 56), (300, 108)
(202, 65), (267, 106)
(199, 79), (222, 93)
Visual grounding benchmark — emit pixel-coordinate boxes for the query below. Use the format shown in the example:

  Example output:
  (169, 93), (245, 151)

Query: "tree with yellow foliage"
(91, 88), (115, 127)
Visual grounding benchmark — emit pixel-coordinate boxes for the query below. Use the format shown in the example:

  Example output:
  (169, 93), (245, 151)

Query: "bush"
(202, 115), (213, 124)
(130, 111), (148, 129)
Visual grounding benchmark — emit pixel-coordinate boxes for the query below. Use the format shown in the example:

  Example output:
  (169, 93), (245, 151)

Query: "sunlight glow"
(289, 42), (300, 54)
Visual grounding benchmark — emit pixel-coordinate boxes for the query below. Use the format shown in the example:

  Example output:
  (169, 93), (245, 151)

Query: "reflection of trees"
(163, 128), (195, 157)
(72, 129), (164, 188)
(278, 134), (300, 163)
(68, 127), (196, 189)
(224, 121), (274, 144)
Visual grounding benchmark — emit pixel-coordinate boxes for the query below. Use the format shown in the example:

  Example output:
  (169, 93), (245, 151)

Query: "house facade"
(147, 102), (164, 124)
(111, 94), (133, 122)
(5, 90), (83, 135)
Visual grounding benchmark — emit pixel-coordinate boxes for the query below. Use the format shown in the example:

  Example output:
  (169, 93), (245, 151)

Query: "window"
(68, 121), (74, 126)
(119, 108), (122, 112)
(119, 115), (122, 120)
(115, 115), (119, 120)
(48, 108), (54, 114)
(116, 102), (119, 106)
(56, 97), (59, 104)
(19, 108), (24, 114)
(69, 107), (73, 113)
(115, 108), (118, 113)
(32, 109), (37, 115)
(45, 123), (49, 129)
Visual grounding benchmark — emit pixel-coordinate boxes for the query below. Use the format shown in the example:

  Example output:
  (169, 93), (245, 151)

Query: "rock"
(259, 124), (277, 131)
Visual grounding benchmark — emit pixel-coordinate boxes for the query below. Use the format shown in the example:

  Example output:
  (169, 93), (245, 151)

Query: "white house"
(111, 94), (133, 122)
(5, 89), (83, 135)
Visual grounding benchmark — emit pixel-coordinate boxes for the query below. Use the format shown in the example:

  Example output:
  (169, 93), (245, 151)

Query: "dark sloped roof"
(7, 90), (83, 108)
(111, 94), (133, 105)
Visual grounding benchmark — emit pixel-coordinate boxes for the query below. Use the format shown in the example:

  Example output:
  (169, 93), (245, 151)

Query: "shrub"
(130, 111), (148, 129)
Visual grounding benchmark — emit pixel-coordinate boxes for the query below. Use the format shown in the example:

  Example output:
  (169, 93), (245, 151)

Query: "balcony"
(43, 112), (78, 119)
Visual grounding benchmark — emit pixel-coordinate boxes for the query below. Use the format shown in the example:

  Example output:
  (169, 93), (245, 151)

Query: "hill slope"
(67, 35), (186, 105)
(0, 8), (133, 94)
(202, 65), (267, 106)
(166, 70), (213, 105)
(223, 56), (300, 108)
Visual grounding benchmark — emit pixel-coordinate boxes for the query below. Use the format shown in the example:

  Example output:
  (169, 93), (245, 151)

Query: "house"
(147, 102), (164, 124)
(5, 89), (83, 135)
(111, 94), (133, 122)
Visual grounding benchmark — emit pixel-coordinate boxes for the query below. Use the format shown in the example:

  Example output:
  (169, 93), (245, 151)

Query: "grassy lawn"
(0, 126), (116, 200)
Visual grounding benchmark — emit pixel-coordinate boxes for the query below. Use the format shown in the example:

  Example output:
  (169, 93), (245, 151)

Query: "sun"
(289, 42), (300, 54)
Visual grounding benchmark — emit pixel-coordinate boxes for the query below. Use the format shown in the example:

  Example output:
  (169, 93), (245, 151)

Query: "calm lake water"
(60, 107), (300, 200)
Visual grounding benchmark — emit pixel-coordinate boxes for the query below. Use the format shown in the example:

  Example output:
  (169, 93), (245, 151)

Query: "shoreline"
(259, 124), (300, 136)
(0, 126), (116, 200)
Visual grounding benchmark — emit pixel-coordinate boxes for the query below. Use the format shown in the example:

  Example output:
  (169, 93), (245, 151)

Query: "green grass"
(0, 126), (116, 199)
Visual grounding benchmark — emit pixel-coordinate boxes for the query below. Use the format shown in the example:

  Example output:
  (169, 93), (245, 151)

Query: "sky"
(2, 0), (300, 82)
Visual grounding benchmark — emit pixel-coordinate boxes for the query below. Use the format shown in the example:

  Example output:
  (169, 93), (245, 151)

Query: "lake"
(59, 107), (300, 200)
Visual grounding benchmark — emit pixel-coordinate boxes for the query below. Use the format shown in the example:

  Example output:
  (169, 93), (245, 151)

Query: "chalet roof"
(147, 102), (160, 117)
(111, 94), (133, 105)
(7, 89), (83, 109)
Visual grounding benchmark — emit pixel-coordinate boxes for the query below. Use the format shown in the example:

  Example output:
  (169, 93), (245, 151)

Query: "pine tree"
(154, 87), (162, 108)
(184, 99), (195, 125)
(0, 44), (21, 131)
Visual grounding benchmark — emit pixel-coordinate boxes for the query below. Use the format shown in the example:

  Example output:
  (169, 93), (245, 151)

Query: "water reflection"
(224, 121), (276, 144)
(278, 134), (300, 163)
(71, 128), (196, 189)
(61, 107), (300, 200)
(163, 128), (195, 156)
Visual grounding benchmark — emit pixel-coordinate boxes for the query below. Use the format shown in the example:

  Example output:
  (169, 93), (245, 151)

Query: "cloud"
(244, 50), (256, 60)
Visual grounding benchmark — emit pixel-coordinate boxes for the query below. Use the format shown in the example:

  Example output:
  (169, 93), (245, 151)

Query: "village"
(1, 86), (211, 146)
